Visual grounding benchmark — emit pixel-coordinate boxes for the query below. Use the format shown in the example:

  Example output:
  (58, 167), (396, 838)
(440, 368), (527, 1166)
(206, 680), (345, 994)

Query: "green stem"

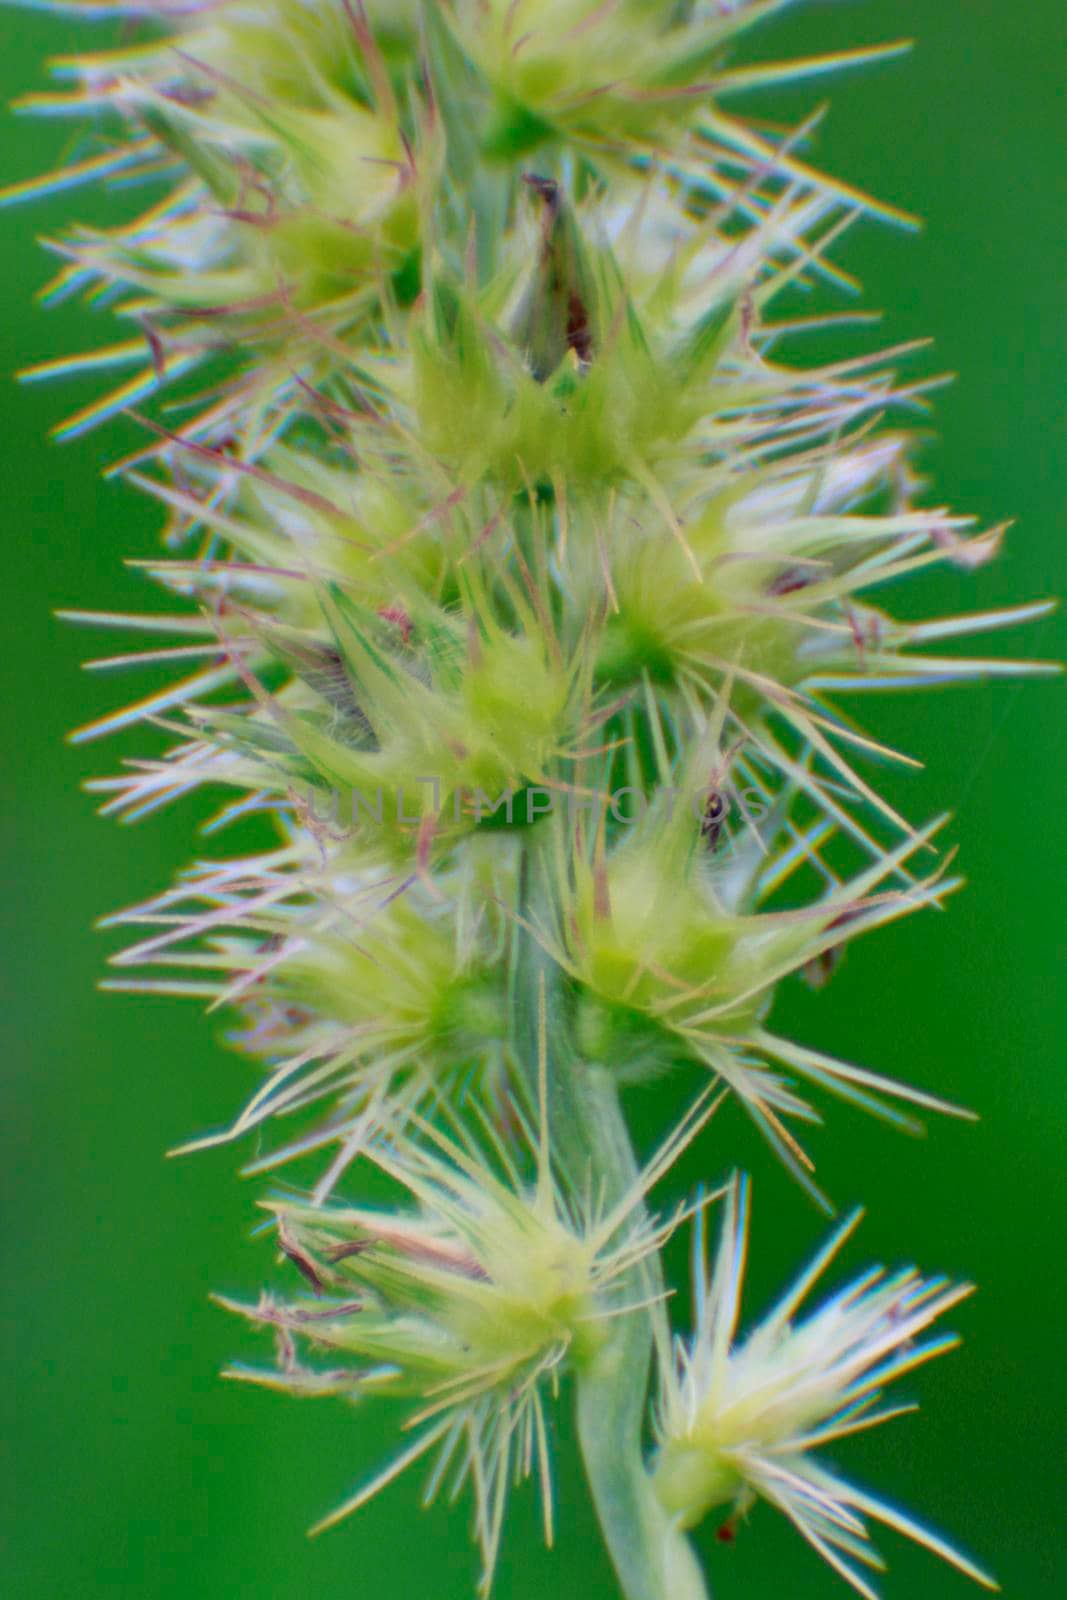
(509, 836), (708, 1600)
(571, 1070), (709, 1600)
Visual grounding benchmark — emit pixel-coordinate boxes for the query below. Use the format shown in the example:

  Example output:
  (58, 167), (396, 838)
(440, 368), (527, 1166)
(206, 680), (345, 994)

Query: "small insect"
(700, 786), (731, 850)
(516, 174), (595, 378)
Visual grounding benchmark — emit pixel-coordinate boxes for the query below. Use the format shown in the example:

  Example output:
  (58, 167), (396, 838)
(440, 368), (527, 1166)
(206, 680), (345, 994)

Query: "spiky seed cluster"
(223, 1084), (716, 1590)
(653, 1178), (997, 1599)
(10, 0), (432, 437)
(434, 0), (907, 157)
(553, 761), (969, 1200)
(7, 0), (1047, 1593)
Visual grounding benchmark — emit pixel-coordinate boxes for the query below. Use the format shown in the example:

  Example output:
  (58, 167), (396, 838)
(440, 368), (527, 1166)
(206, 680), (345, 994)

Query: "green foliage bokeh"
(2, 2), (1064, 1596)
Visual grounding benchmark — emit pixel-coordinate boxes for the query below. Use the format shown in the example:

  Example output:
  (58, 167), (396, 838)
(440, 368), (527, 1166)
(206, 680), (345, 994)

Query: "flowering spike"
(8, 2), (1050, 1596)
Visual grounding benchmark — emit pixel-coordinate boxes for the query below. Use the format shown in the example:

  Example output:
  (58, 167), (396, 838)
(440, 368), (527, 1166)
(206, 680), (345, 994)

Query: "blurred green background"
(2, 2), (1064, 1596)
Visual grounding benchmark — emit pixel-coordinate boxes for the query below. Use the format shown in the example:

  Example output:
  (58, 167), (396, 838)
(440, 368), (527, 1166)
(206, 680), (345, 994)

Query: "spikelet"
(653, 1177), (997, 1598)
(222, 1054), (720, 1590)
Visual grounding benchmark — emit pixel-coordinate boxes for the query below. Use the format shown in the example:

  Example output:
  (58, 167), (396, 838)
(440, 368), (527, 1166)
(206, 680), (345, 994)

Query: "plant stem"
(509, 837), (707, 1599)
(572, 1069), (710, 1600)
